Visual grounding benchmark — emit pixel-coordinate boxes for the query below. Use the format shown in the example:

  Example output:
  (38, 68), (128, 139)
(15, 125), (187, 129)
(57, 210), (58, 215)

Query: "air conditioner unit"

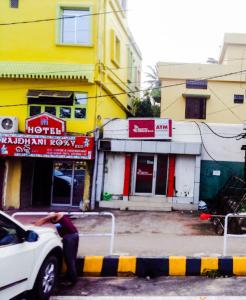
(0, 117), (18, 133)
(99, 140), (111, 151)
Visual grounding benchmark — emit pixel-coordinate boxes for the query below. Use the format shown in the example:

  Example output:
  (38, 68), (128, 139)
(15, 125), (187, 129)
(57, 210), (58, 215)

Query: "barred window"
(234, 94), (244, 104)
(186, 80), (207, 89)
(10, 0), (19, 8)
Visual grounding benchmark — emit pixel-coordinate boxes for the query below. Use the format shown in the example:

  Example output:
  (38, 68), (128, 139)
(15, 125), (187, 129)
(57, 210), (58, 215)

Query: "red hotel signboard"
(0, 134), (94, 159)
(0, 113), (94, 159)
(25, 113), (66, 135)
(128, 118), (172, 139)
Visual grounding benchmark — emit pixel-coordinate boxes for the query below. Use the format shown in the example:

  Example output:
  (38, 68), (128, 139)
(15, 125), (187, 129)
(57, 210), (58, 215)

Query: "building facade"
(0, 0), (141, 209)
(158, 33), (246, 124)
(157, 33), (246, 204)
(96, 119), (245, 210)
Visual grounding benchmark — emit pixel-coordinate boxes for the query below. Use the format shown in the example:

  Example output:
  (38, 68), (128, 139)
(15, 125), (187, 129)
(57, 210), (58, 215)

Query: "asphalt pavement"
(52, 276), (246, 297)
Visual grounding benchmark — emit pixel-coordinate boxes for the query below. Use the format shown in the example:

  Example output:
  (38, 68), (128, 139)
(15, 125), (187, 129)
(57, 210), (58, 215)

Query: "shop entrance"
(32, 159), (53, 207)
(51, 161), (85, 207)
(133, 154), (168, 196)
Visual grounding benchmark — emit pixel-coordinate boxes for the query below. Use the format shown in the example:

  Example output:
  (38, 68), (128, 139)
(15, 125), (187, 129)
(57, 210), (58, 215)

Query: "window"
(234, 94), (244, 104)
(111, 30), (121, 67)
(0, 215), (20, 246)
(60, 107), (71, 118)
(185, 97), (206, 119)
(28, 91), (87, 119)
(186, 80), (207, 89)
(61, 8), (91, 45)
(30, 106), (41, 117)
(10, 0), (18, 8)
(45, 106), (56, 116)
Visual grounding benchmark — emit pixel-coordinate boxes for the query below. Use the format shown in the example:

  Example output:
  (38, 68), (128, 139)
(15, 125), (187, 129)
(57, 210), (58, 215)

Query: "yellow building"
(0, 0), (141, 209)
(158, 33), (246, 124)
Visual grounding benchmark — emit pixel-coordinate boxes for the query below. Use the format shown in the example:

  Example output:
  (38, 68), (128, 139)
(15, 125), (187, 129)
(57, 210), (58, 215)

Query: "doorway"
(133, 154), (168, 196)
(32, 159), (53, 207)
(52, 161), (86, 207)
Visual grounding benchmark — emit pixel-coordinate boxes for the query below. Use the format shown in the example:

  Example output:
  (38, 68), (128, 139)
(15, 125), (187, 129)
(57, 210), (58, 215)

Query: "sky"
(127, 0), (246, 77)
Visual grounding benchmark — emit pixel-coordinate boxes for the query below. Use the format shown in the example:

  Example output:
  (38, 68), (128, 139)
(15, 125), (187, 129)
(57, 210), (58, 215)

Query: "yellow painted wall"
(160, 78), (246, 123)
(0, 0), (98, 65)
(4, 159), (21, 209)
(0, 79), (97, 133)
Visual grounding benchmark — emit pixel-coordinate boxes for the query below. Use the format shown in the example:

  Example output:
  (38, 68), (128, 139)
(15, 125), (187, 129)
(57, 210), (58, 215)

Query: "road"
(51, 276), (246, 298)
(12, 210), (246, 256)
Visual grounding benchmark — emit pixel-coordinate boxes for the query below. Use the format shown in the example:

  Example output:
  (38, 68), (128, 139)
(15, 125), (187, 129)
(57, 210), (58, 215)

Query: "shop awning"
(0, 62), (94, 82)
(182, 90), (211, 99)
(27, 89), (74, 105)
(27, 90), (73, 99)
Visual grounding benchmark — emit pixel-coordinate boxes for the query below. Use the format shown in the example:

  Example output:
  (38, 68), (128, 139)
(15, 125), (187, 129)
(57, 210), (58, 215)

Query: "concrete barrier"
(73, 256), (246, 277)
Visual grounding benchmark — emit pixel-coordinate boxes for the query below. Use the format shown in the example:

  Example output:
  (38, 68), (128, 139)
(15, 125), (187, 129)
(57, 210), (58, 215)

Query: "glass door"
(72, 162), (85, 206)
(52, 161), (73, 205)
(134, 154), (168, 196)
(155, 154), (168, 195)
(52, 161), (86, 206)
(135, 155), (155, 194)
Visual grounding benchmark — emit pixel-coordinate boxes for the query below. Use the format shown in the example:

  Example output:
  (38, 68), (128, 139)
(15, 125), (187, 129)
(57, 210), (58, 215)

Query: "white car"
(0, 211), (63, 300)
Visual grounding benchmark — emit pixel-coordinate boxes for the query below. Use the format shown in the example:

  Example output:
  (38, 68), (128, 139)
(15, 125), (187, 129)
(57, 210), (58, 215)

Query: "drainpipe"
(90, 127), (100, 210)
(244, 150), (246, 183)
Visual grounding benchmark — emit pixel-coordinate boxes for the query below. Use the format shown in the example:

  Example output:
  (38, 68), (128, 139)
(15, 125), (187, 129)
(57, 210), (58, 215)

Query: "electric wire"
(2, 66), (246, 111)
(202, 121), (243, 139)
(0, 9), (126, 26)
(194, 121), (236, 173)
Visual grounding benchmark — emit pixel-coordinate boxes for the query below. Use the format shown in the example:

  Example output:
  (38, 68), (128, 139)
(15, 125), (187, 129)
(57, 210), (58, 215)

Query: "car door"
(0, 213), (35, 299)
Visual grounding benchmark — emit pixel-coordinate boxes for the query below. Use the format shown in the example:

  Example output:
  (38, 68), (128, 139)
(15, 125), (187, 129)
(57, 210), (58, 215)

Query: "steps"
(99, 196), (172, 211)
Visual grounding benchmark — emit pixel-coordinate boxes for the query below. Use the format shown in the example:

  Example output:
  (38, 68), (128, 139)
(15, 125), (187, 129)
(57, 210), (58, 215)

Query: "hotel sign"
(128, 118), (172, 139)
(26, 113), (66, 136)
(0, 134), (94, 160)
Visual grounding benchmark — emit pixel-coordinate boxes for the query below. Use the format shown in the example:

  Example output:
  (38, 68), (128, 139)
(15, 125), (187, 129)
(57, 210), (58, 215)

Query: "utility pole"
(90, 127), (100, 210)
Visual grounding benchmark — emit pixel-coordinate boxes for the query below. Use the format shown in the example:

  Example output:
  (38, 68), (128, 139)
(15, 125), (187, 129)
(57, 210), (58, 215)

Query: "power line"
(1, 66), (246, 112)
(160, 67), (246, 115)
(0, 10), (126, 26)
(202, 122), (243, 139)
(207, 86), (242, 123)
(194, 121), (235, 173)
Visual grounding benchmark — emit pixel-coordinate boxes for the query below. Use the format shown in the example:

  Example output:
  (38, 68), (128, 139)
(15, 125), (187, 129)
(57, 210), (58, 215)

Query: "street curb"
(72, 256), (246, 277)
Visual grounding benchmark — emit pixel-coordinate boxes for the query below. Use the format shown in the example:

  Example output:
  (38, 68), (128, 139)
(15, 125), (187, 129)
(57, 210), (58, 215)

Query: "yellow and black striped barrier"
(73, 256), (246, 277)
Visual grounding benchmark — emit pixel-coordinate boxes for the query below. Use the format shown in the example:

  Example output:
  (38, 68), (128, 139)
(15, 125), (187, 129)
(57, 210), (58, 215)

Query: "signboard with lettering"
(128, 118), (172, 139)
(0, 134), (94, 159)
(26, 113), (66, 136)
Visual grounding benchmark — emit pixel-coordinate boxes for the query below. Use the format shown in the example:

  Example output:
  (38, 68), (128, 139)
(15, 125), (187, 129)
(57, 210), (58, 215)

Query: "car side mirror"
(25, 230), (39, 242)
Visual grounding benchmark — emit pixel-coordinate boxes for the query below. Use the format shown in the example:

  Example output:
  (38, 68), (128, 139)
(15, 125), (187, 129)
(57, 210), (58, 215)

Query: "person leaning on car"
(35, 212), (79, 286)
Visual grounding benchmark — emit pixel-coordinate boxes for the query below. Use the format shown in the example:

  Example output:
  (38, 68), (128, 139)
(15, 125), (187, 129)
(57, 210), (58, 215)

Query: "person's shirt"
(53, 215), (78, 237)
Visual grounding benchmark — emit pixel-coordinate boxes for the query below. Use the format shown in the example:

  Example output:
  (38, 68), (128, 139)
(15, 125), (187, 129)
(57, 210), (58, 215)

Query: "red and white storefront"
(96, 119), (202, 211)
(0, 113), (94, 209)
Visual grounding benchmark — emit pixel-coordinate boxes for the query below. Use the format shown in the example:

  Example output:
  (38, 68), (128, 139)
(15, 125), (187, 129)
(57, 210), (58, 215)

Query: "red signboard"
(129, 118), (172, 139)
(0, 134), (94, 160)
(129, 119), (155, 138)
(26, 113), (66, 136)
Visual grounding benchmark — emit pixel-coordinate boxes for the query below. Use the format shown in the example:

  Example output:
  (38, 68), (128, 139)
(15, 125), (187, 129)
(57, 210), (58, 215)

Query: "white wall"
(103, 153), (125, 196)
(103, 119), (245, 162)
(175, 155), (195, 198)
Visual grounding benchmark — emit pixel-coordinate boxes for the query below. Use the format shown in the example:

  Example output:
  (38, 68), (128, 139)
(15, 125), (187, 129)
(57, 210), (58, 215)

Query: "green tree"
(145, 66), (161, 105)
(135, 94), (153, 117)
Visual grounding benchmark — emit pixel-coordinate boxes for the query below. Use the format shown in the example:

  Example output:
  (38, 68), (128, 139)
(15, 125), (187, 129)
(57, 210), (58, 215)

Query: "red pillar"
(167, 155), (176, 197)
(123, 154), (131, 197)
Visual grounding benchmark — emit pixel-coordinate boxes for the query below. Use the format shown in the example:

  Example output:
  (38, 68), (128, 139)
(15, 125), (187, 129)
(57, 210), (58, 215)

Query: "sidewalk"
(9, 209), (246, 256)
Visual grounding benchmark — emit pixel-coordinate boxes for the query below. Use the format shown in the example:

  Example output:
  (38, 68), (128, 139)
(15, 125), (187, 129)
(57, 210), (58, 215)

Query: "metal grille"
(10, 0), (19, 8)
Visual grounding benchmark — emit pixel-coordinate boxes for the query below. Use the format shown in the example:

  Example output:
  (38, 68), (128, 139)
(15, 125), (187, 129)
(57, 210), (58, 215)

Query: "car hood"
(25, 225), (58, 235)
